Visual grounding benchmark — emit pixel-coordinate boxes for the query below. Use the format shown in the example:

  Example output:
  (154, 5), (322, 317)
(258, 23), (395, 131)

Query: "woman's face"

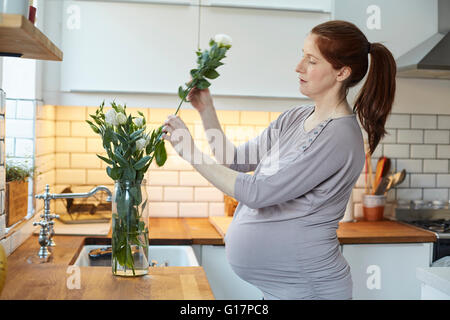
(295, 33), (344, 99)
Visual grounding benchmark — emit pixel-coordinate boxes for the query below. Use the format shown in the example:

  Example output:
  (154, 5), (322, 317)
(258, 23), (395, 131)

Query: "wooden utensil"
(374, 175), (392, 195)
(372, 157), (391, 194)
(364, 143), (374, 194)
(385, 169), (406, 194)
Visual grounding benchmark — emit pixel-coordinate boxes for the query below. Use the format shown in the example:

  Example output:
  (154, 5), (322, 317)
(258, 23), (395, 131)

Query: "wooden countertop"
(1, 234), (214, 300)
(209, 217), (437, 244)
(1, 216), (437, 299)
(147, 218), (223, 245)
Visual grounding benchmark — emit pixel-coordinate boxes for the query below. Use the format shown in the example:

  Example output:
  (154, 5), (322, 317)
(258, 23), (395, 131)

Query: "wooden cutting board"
(208, 216), (233, 238)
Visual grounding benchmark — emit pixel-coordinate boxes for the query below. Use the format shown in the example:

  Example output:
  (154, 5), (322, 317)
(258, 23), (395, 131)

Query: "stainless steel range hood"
(396, 0), (450, 79)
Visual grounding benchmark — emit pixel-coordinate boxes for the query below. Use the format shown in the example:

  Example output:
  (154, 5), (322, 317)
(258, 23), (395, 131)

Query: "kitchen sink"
(71, 238), (199, 267)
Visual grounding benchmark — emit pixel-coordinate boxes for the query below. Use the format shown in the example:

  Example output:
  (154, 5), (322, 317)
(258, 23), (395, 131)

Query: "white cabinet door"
(201, 245), (263, 300)
(199, 5), (329, 98)
(342, 243), (433, 300)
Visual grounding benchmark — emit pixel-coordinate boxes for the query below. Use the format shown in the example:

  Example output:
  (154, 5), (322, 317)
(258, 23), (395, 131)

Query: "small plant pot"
(362, 194), (386, 221)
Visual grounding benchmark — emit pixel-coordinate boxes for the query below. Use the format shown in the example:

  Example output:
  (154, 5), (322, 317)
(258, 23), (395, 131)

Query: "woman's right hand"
(187, 86), (214, 113)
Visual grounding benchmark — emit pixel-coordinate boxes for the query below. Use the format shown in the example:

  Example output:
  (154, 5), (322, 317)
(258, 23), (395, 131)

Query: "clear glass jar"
(111, 180), (149, 277)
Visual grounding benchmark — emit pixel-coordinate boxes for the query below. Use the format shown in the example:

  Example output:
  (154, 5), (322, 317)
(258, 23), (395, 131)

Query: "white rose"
(105, 109), (118, 126)
(136, 138), (147, 150)
(214, 34), (232, 48)
(133, 117), (144, 127)
(116, 113), (127, 125)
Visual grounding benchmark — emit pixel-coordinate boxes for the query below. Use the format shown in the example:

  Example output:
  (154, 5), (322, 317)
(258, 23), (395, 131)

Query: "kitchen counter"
(209, 217), (437, 244)
(1, 217), (437, 300)
(1, 233), (214, 300)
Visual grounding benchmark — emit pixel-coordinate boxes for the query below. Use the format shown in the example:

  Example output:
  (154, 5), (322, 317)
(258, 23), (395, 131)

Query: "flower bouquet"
(87, 102), (167, 276)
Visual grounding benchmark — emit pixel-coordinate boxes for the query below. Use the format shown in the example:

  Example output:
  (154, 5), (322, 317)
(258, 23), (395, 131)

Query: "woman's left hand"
(161, 115), (198, 163)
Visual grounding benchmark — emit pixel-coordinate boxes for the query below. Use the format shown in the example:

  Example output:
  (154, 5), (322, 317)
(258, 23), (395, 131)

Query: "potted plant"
(5, 162), (36, 227)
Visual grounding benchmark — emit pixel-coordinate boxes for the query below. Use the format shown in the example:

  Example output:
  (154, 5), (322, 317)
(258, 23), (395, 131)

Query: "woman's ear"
(336, 66), (352, 82)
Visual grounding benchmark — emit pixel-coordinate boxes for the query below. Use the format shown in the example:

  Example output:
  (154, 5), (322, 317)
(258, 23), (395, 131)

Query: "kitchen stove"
(395, 204), (450, 262)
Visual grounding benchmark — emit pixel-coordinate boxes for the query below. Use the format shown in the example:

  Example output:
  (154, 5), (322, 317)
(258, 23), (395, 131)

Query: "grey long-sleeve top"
(224, 104), (365, 300)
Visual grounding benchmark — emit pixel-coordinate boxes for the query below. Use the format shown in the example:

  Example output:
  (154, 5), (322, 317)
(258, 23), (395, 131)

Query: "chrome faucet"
(51, 185), (113, 202)
(33, 184), (112, 258)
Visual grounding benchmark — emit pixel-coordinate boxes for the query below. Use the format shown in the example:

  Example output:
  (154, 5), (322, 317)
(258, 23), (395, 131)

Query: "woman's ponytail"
(354, 42), (397, 155)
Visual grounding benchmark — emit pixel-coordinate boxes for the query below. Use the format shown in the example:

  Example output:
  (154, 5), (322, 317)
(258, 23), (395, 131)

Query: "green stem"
(155, 81), (196, 143)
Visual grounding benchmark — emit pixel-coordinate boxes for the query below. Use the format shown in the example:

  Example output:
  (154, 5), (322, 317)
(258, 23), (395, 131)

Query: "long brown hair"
(311, 20), (396, 155)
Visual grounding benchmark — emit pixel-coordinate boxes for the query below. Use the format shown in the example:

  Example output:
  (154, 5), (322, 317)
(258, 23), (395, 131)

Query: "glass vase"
(111, 179), (149, 276)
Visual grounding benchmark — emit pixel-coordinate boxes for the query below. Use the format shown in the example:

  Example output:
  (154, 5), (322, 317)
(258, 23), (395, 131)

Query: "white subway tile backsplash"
(179, 202), (208, 217)
(209, 202), (225, 216)
(381, 129), (397, 143)
(385, 114), (410, 129)
(423, 160), (448, 173)
(179, 171), (209, 186)
(146, 186), (163, 201)
(411, 115), (437, 129)
(147, 171), (178, 186)
(352, 188), (365, 202)
(437, 174), (450, 188)
(163, 187), (193, 202)
(396, 159), (422, 173)
(397, 130), (423, 144)
(353, 203), (363, 219)
(424, 130), (450, 144)
(411, 145), (436, 159)
(410, 174), (436, 188)
(423, 189), (449, 201)
(148, 202), (178, 217)
(437, 145), (450, 159)
(194, 187), (224, 202)
(383, 144), (409, 158)
(397, 188), (422, 200)
(438, 115), (450, 129)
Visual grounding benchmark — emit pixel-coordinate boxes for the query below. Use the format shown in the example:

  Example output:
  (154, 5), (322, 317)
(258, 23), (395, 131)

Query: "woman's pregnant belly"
(225, 215), (347, 276)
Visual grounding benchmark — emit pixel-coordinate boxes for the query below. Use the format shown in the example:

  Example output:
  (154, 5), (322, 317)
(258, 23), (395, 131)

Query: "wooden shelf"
(0, 14), (62, 61)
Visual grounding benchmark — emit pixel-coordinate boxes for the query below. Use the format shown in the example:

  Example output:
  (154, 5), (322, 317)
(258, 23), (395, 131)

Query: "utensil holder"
(362, 194), (386, 221)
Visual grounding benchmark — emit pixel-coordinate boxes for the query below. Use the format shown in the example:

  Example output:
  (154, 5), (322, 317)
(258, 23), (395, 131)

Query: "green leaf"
(196, 78), (211, 89)
(190, 68), (198, 78)
(134, 155), (151, 170)
(155, 141), (167, 167)
(123, 167), (136, 181)
(97, 154), (113, 165)
(178, 86), (187, 100)
(204, 69), (219, 79)
(130, 128), (144, 142)
(114, 153), (129, 168)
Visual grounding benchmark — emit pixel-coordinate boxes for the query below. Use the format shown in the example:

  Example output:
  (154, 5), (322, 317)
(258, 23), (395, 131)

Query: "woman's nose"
(295, 60), (305, 73)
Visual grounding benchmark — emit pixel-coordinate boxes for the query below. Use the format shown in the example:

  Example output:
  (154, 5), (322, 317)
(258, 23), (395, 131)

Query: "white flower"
(214, 34), (232, 48)
(136, 138), (147, 150)
(105, 109), (118, 126)
(133, 117), (144, 127)
(116, 113), (127, 125)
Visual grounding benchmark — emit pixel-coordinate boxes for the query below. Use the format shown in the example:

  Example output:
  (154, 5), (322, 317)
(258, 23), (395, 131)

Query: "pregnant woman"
(161, 20), (396, 299)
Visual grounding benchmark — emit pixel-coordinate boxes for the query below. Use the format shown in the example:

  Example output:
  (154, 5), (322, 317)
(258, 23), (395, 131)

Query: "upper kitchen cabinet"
(60, 0), (198, 93)
(0, 14), (62, 61)
(333, 0), (438, 60)
(198, 4), (329, 98)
